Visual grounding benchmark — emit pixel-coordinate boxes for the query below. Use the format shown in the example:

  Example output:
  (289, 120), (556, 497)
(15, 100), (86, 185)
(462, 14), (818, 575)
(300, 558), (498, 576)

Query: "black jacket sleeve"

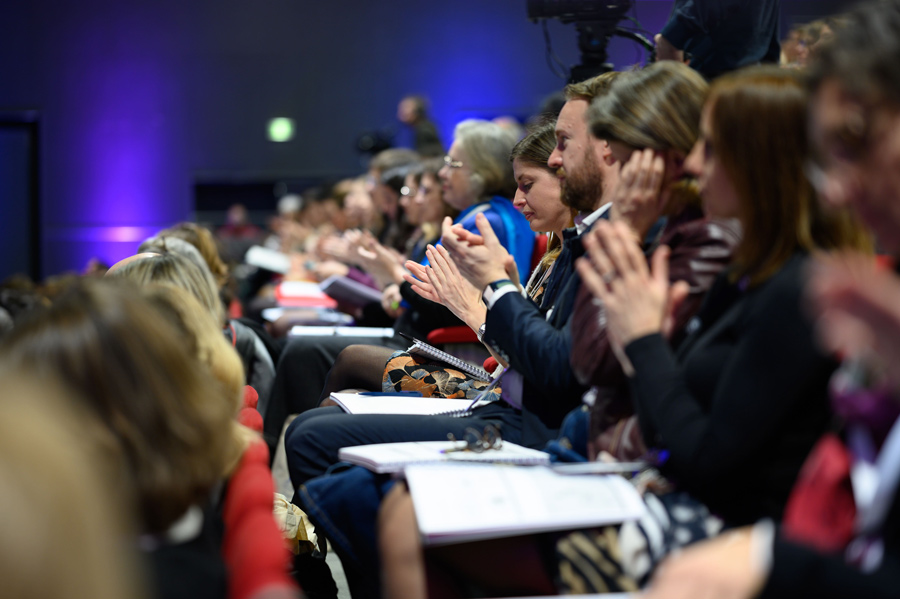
(483, 288), (580, 401)
(624, 260), (832, 492)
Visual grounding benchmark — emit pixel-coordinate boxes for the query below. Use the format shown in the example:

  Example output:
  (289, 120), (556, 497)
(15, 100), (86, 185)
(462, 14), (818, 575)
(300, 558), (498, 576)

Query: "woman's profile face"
(685, 103), (741, 220)
(512, 158), (570, 236)
(416, 173), (446, 225)
(438, 140), (475, 211)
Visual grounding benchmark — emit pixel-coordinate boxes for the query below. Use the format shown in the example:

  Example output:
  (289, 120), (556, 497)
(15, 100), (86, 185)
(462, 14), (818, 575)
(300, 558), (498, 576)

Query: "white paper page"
(290, 326), (395, 338)
(338, 440), (550, 473)
(278, 281), (325, 296)
(330, 393), (470, 415)
(406, 464), (646, 545)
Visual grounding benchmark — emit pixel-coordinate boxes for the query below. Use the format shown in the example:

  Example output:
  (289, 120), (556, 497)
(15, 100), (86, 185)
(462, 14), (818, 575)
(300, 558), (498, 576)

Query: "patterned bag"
(381, 350), (501, 401)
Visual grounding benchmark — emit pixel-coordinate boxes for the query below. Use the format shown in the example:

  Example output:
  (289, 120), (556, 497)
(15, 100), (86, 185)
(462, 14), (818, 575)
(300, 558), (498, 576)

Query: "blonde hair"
(141, 284), (255, 475)
(0, 279), (239, 534)
(111, 251), (225, 326)
(159, 222), (229, 289)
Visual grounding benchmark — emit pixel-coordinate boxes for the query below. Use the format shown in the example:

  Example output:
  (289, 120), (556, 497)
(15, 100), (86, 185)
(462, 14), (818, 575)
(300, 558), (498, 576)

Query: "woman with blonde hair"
(139, 284), (298, 599)
(112, 250), (276, 418)
(0, 279), (298, 599)
(112, 250), (224, 324)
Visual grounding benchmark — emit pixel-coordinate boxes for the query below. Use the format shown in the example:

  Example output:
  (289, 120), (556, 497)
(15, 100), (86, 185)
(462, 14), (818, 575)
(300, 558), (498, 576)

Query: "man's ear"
(598, 140), (617, 166)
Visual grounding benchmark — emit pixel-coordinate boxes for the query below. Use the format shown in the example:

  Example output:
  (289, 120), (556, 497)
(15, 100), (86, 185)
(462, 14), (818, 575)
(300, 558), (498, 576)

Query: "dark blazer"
(482, 222), (593, 448)
(625, 253), (836, 525)
(570, 210), (740, 460)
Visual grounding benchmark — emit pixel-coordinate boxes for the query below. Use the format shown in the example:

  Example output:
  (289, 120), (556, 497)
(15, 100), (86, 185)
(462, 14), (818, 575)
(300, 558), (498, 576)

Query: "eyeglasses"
(443, 155), (464, 169)
(444, 425), (503, 454)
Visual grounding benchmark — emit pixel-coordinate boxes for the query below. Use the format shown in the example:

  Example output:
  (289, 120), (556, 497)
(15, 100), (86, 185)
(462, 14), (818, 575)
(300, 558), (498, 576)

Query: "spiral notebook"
(329, 368), (506, 417)
(338, 440), (550, 473)
(399, 332), (492, 382)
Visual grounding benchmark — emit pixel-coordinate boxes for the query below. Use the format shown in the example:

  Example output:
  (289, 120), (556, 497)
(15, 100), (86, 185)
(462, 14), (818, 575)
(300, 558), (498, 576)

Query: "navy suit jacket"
(482, 217), (603, 447)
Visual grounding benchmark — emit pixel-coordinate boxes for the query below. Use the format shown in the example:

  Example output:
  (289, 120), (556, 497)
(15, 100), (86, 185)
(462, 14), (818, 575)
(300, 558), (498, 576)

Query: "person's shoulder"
(748, 253), (810, 317)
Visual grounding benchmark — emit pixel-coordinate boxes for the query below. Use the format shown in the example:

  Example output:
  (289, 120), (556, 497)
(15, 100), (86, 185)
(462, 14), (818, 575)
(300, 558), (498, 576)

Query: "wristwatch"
(476, 322), (486, 342)
(481, 279), (516, 305)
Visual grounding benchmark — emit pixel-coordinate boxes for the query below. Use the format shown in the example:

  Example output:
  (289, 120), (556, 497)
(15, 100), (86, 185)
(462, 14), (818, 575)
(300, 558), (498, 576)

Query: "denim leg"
(287, 405), (525, 598)
(296, 466), (395, 599)
(285, 403), (525, 487)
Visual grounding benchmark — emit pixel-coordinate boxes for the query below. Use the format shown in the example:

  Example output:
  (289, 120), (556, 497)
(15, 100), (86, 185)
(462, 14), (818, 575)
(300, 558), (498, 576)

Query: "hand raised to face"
(609, 148), (668, 241)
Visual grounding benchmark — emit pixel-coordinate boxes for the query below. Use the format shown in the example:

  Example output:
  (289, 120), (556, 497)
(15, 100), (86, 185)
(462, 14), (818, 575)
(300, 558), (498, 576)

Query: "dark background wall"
(0, 0), (857, 278)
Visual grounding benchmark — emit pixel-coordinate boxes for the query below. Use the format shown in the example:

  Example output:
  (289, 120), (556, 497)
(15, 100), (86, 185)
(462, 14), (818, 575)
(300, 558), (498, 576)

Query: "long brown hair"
(0, 279), (240, 534)
(709, 66), (872, 285)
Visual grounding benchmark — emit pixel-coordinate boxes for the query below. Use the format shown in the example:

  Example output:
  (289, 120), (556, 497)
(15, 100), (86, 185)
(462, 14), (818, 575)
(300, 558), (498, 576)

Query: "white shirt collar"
(575, 202), (611, 235)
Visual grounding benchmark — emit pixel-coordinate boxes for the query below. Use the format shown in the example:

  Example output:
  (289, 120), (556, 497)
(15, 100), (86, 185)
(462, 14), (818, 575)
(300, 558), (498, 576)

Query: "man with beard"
(549, 75), (622, 227)
(439, 71), (624, 445)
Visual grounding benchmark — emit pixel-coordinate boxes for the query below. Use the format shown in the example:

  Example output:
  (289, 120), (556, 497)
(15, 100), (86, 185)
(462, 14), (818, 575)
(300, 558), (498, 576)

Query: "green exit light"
(268, 118), (294, 142)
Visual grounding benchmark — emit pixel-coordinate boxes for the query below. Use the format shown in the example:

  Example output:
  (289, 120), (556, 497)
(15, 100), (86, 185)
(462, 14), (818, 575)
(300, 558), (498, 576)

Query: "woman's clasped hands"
(576, 220), (689, 365)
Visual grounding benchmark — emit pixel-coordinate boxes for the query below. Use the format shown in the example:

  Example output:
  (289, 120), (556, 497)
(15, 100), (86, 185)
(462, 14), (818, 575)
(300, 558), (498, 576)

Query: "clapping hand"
(441, 214), (513, 290)
(353, 231), (407, 289)
(381, 283), (405, 318)
(807, 251), (900, 389)
(576, 220), (689, 359)
(641, 528), (764, 599)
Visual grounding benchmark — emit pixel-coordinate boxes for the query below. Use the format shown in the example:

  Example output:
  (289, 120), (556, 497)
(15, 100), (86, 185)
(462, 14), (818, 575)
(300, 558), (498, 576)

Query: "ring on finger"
(602, 271), (618, 284)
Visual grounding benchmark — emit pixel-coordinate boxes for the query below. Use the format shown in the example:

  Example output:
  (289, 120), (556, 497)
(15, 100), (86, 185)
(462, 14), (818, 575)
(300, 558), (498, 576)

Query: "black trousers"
(262, 334), (407, 454)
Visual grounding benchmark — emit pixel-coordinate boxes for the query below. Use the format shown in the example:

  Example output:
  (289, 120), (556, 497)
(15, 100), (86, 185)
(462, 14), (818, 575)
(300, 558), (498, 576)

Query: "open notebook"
(329, 393), (478, 416)
(338, 440), (550, 473)
(405, 464), (646, 546)
(329, 368), (506, 417)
